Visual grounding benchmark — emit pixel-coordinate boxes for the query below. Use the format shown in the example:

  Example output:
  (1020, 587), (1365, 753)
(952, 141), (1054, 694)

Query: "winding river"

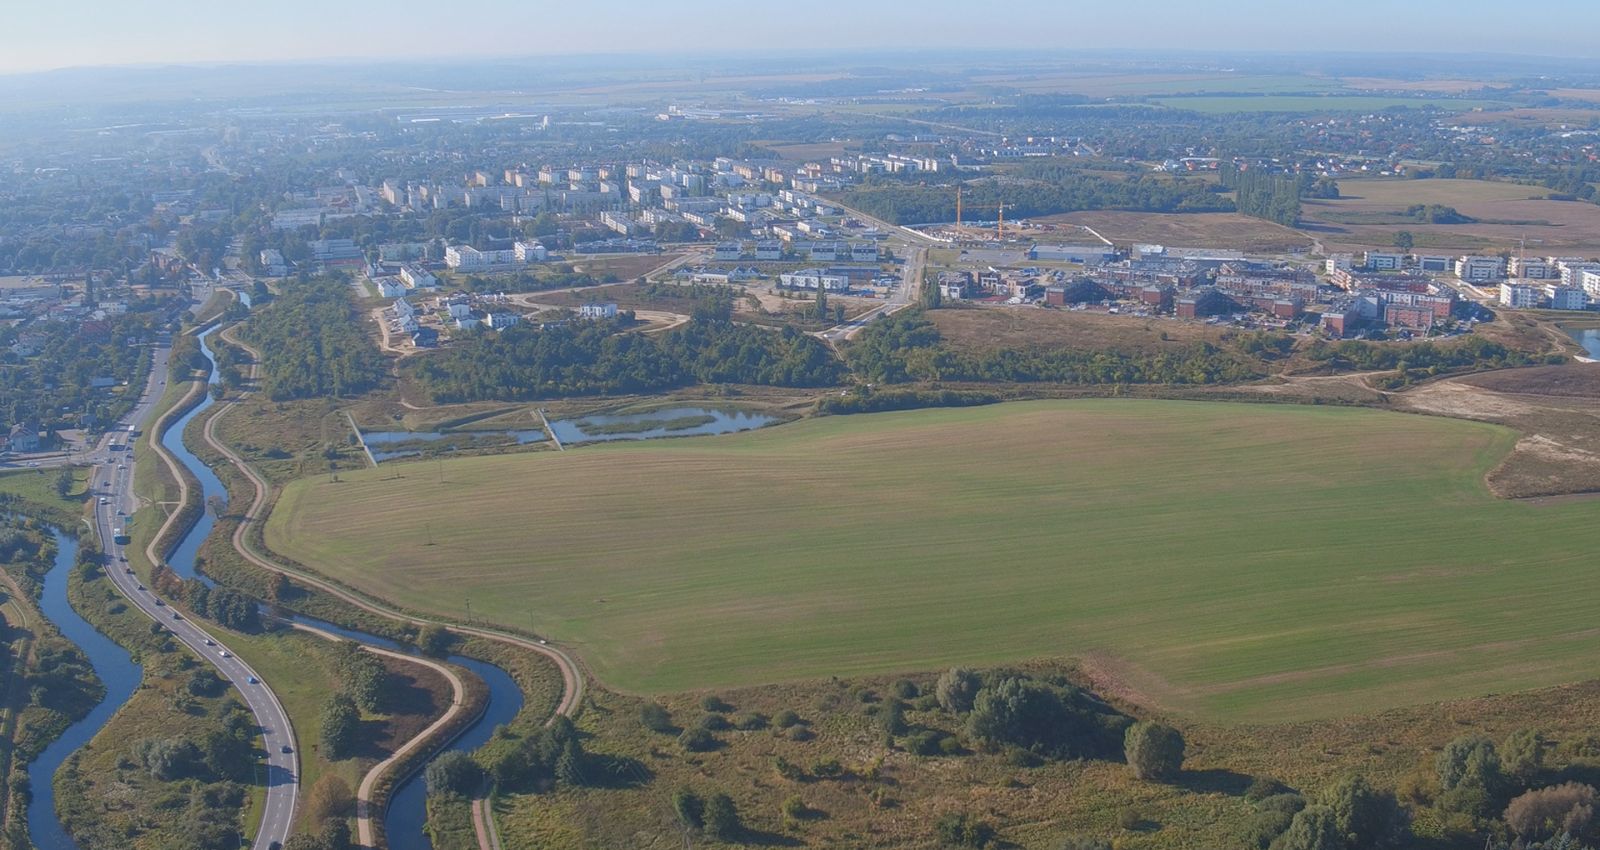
(29, 313), (526, 850)
(25, 527), (142, 850)
(153, 323), (523, 849)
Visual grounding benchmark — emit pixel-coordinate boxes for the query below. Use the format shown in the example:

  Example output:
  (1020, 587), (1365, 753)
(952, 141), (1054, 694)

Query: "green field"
(1154, 95), (1507, 113)
(267, 400), (1600, 722)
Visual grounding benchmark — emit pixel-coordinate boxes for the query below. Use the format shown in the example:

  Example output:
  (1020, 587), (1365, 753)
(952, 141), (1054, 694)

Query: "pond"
(547, 407), (777, 445)
(360, 407), (779, 462)
(1568, 327), (1600, 360)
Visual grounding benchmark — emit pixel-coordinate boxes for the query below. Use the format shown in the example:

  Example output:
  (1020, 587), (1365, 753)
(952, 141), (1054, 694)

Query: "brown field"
(1447, 107), (1600, 126)
(1300, 178), (1600, 254)
(1459, 362), (1600, 398)
(1038, 211), (1313, 252)
(760, 141), (854, 162)
(931, 306), (1233, 355)
(568, 252), (681, 281)
(1340, 77), (1511, 94)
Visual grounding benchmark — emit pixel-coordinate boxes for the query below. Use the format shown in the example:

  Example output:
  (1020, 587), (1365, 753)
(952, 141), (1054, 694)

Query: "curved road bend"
(93, 319), (298, 850)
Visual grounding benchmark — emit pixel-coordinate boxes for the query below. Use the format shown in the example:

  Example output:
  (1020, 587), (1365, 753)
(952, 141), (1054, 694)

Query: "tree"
(1504, 783), (1597, 840)
(673, 788), (704, 830)
(1269, 805), (1343, 850)
(1124, 722), (1185, 781)
(425, 750), (482, 798)
(319, 694), (359, 760)
(1393, 231), (1415, 252)
(1437, 735), (1505, 817)
(1502, 729), (1546, 783)
(879, 698), (908, 737)
(1437, 735), (1503, 793)
(1319, 774), (1403, 848)
(703, 793), (740, 841)
(53, 468), (73, 498)
(414, 624), (451, 656)
(555, 739), (585, 786)
(936, 667), (982, 714)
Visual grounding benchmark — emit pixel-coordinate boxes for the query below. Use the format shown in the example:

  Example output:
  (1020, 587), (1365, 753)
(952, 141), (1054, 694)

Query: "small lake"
(1569, 327), (1600, 360)
(548, 407), (777, 445)
(27, 527), (143, 850)
(360, 407), (778, 462)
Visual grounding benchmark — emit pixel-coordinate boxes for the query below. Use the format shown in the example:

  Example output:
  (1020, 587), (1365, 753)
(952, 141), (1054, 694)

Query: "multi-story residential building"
(1499, 282), (1543, 308)
(1457, 255), (1507, 283)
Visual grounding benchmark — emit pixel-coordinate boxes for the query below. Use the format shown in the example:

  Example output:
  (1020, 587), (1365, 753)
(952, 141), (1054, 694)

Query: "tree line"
(838, 169), (1231, 225)
(846, 311), (1265, 386)
(409, 304), (843, 403)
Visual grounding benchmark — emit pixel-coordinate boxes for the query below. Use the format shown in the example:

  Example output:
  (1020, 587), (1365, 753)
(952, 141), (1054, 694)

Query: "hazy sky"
(9, 0), (1600, 74)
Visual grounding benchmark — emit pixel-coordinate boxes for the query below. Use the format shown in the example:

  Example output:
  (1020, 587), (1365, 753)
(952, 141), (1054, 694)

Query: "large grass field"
(267, 400), (1600, 722)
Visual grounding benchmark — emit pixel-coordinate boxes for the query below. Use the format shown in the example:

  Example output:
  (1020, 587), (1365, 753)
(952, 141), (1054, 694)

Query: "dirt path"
(213, 323), (586, 849)
(291, 622), (468, 850)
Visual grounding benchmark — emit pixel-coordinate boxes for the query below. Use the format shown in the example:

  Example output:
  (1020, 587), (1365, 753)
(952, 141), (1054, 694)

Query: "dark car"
(281, 744), (292, 754)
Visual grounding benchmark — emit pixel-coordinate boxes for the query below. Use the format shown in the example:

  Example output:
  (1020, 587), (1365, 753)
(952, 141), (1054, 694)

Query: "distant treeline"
(241, 276), (385, 400)
(838, 169), (1231, 225)
(846, 311), (1265, 386)
(1305, 336), (1555, 388)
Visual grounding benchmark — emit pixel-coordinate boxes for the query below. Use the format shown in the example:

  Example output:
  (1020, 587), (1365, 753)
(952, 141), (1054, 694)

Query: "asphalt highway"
(85, 307), (298, 850)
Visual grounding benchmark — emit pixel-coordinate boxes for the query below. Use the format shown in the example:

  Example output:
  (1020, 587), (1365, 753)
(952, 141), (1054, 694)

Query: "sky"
(8, 0), (1600, 75)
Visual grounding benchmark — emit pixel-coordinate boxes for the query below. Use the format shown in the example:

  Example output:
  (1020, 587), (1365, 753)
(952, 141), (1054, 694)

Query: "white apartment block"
(1498, 282), (1542, 308)
(1456, 255), (1507, 283)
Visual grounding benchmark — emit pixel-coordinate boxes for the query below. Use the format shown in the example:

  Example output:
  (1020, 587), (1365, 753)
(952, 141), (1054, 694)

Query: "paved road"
(86, 312), (298, 850)
(817, 245), (927, 343)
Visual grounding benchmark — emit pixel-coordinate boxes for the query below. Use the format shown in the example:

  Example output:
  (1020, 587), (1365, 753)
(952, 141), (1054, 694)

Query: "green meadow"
(267, 400), (1600, 722)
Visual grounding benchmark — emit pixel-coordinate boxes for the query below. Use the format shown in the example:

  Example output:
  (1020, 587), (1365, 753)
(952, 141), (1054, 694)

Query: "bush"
(640, 702), (674, 733)
(1124, 722), (1184, 781)
(424, 751), (481, 798)
(1239, 811), (1296, 849)
(781, 795), (809, 820)
(319, 694), (359, 761)
(935, 813), (996, 848)
(699, 713), (731, 732)
(774, 709), (802, 728)
(892, 679), (919, 699)
(1056, 838), (1112, 850)
(1318, 775), (1403, 848)
(734, 712), (768, 731)
(1268, 805), (1342, 850)
(1117, 808), (1143, 830)
(679, 727), (718, 752)
(936, 667), (982, 714)
(774, 755), (805, 781)
(414, 624), (452, 656)
(811, 759), (844, 779)
(672, 788), (704, 829)
(879, 699), (908, 737)
(704, 793), (740, 840)
(1247, 777), (1292, 802)
(906, 730), (945, 756)
(786, 725), (814, 742)
(1258, 793), (1307, 816)
(701, 695), (732, 713)
(1504, 782), (1597, 840)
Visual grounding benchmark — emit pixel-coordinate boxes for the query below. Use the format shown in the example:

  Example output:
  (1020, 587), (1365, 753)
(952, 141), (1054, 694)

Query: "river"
(25, 528), (142, 850)
(151, 321), (523, 849)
